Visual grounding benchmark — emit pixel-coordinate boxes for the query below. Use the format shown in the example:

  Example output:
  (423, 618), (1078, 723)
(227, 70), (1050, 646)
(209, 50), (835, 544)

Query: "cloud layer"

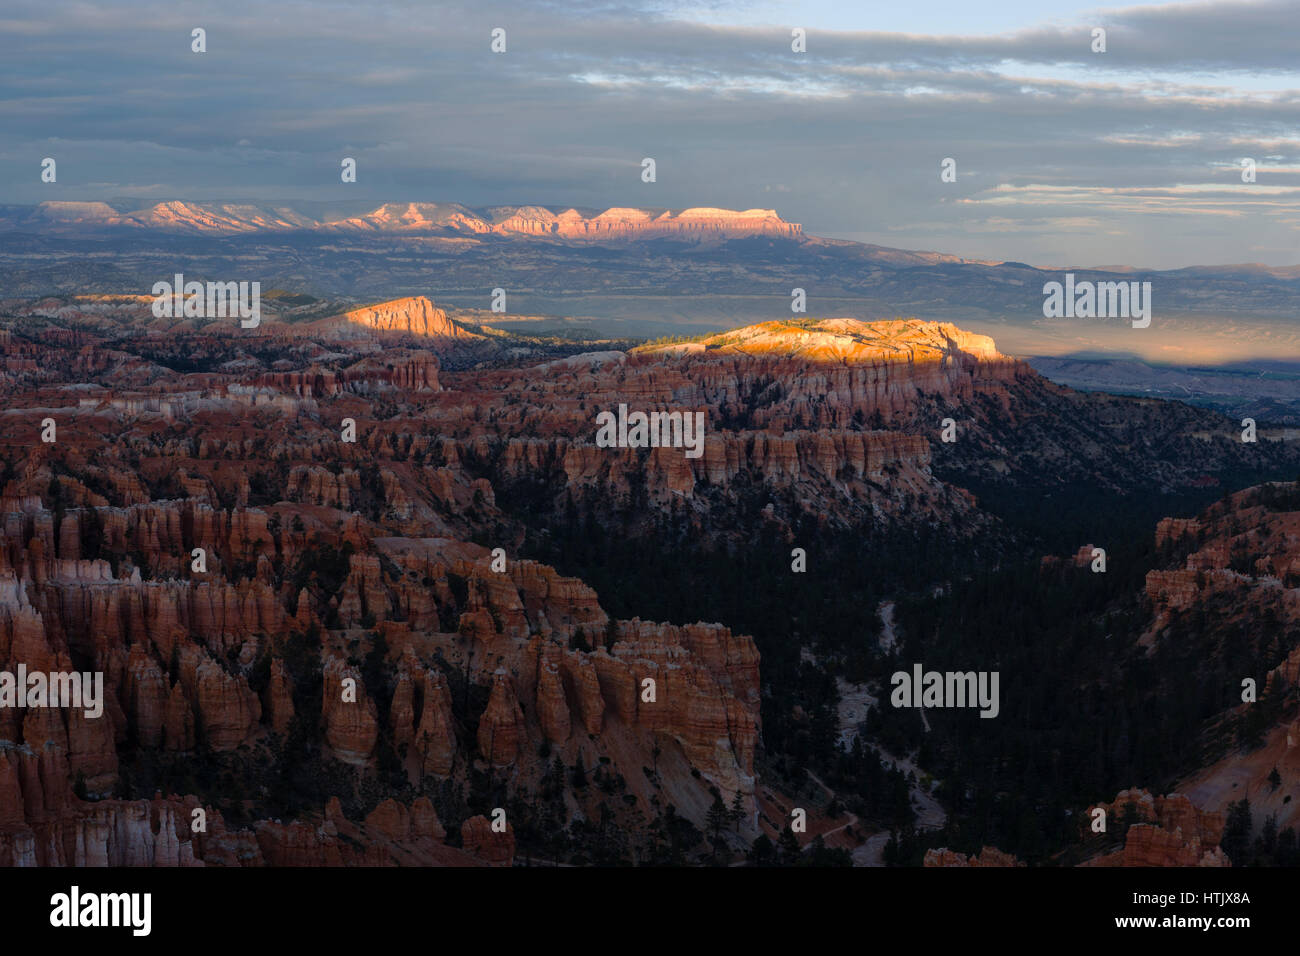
(1, 0), (1297, 267)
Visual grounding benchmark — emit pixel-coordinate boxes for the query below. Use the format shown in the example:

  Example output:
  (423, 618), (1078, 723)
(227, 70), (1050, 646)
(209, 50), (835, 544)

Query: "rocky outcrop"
(1083, 789), (1228, 867)
(415, 670), (457, 777)
(646, 317), (1000, 365)
(1090, 825), (1231, 867)
(535, 657), (571, 744)
(256, 351), (440, 395)
(562, 653), (605, 735)
(321, 659), (378, 766)
(336, 298), (465, 340)
(193, 659), (261, 752)
(923, 846), (1023, 867)
(1142, 484), (1300, 673)
(126, 643), (169, 748)
(365, 796), (445, 843)
(264, 659), (295, 736)
(476, 670), (525, 767)
(460, 814), (515, 866)
(336, 554), (389, 628)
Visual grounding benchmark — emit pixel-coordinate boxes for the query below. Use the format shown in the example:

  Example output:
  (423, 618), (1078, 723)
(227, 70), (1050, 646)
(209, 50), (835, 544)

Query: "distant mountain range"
(4, 200), (1300, 373)
(7, 199), (1300, 277)
(0, 200), (806, 241)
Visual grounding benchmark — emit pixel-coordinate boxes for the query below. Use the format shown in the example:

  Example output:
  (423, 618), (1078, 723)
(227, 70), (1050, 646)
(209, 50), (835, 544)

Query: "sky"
(0, 0), (1298, 268)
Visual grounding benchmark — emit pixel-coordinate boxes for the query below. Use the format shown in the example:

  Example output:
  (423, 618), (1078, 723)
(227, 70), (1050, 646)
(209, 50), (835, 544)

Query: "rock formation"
(923, 846), (1023, 867)
(1082, 790), (1228, 867)
(3, 292), (1278, 869)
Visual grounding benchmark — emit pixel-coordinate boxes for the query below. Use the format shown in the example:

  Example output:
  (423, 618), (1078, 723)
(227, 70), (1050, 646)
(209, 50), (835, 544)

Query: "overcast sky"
(1, 0), (1297, 268)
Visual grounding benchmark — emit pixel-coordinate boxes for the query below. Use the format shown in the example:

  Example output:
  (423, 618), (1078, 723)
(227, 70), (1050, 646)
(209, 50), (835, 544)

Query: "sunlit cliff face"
(641, 318), (1002, 364)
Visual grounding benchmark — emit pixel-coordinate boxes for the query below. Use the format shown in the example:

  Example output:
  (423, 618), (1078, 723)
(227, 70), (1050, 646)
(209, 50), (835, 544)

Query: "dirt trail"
(805, 768), (859, 840)
(831, 600), (947, 864)
(878, 600), (897, 652)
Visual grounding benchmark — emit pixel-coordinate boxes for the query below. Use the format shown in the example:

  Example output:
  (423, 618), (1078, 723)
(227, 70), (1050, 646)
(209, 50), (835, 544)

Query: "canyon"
(0, 292), (1296, 867)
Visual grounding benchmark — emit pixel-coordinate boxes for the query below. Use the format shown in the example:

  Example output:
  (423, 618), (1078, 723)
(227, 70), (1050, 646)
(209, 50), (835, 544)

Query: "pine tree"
(748, 833), (775, 866)
(777, 825), (802, 866)
(1222, 798), (1253, 865)
(705, 793), (729, 862)
(729, 790), (746, 832)
(1259, 813), (1279, 857)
